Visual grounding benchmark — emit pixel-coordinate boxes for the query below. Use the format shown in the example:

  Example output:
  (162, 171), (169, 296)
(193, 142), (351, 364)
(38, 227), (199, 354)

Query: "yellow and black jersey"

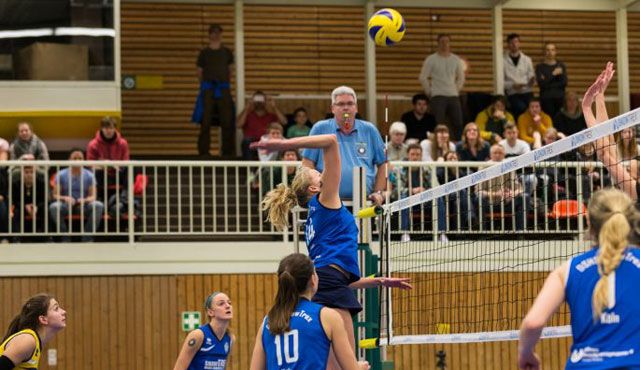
(0, 329), (41, 369)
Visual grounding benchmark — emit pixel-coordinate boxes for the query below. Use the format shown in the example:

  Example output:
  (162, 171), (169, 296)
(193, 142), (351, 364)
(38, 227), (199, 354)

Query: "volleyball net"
(377, 107), (640, 346)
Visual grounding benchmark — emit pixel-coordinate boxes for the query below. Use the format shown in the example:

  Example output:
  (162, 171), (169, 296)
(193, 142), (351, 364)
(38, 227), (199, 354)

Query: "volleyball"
(367, 8), (405, 47)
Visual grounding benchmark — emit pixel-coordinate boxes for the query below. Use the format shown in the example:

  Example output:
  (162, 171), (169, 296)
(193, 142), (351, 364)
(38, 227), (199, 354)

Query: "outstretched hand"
(381, 277), (413, 290)
(249, 138), (290, 153)
(583, 62), (615, 108)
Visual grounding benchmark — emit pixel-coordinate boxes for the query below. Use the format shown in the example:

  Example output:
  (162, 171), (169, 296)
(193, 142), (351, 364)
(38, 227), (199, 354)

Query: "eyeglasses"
(334, 102), (356, 108)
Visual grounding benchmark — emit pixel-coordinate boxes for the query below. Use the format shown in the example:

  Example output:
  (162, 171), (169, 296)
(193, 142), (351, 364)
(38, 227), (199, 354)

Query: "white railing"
(0, 159), (605, 243)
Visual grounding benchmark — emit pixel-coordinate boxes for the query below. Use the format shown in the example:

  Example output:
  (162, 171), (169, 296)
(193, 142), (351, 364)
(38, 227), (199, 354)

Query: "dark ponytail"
(267, 254), (315, 335)
(3, 293), (55, 342)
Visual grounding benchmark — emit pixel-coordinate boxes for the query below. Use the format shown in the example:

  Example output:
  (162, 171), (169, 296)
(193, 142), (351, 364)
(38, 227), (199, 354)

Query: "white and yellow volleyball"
(367, 8), (405, 47)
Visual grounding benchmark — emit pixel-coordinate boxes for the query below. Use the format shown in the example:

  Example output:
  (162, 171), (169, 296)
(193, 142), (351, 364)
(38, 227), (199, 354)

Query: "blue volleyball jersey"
(565, 247), (640, 369)
(262, 298), (330, 370)
(305, 194), (360, 279)
(187, 325), (232, 370)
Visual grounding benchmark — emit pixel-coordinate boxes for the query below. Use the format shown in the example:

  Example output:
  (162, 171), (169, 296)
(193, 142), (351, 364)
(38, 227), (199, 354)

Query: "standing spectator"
(302, 86), (387, 204)
(504, 33), (535, 119)
(9, 122), (49, 160)
(474, 95), (515, 144)
(420, 124), (456, 162)
(499, 123), (530, 157)
(86, 116), (130, 194)
(386, 122), (408, 161)
(456, 122), (490, 162)
(553, 91), (586, 137)
(194, 24), (235, 159)
(535, 42), (567, 118)
(400, 93), (436, 142)
(0, 138), (7, 241)
(475, 144), (531, 230)
(286, 107), (312, 138)
(419, 34), (465, 139)
(517, 98), (553, 145)
(49, 148), (104, 243)
(10, 164), (47, 238)
(237, 91), (286, 159)
(257, 123), (284, 162)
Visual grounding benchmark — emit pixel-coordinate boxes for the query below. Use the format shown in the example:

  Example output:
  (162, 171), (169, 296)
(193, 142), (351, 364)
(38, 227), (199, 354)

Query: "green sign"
(182, 311), (201, 332)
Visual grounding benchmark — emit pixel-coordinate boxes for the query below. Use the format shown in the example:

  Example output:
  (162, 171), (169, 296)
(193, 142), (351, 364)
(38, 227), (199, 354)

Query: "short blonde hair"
(389, 121), (407, 135)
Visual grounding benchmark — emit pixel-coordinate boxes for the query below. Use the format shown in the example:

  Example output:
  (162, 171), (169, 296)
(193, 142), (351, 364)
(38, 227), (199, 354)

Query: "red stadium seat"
(547, 200), (586, 219)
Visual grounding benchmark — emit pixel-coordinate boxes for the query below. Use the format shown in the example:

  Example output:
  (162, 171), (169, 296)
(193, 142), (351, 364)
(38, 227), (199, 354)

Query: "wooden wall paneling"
(628, 12), (640, 94)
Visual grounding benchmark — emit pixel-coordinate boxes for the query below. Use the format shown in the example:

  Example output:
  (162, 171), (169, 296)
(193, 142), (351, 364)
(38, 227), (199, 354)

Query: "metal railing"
(0, 159), (606, 243)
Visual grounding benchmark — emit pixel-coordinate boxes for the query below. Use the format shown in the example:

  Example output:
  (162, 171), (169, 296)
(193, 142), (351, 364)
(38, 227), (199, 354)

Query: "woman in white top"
(420, 124), (456, 162)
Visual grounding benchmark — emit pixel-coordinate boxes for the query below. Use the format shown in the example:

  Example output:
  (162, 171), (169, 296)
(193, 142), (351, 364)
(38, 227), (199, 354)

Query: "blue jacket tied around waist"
(191, 80), (230, 124)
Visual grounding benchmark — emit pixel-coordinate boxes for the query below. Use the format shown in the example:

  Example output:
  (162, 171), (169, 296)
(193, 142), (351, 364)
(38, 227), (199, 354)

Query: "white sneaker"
(401, 233), (411, 243)
(438, 233), (449, 243)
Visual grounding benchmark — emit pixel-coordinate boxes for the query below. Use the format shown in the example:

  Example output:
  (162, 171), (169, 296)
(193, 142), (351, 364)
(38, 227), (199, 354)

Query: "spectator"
(258, 123), (284, 162)
(0, 138), (7, 241)
(532, 127), (565, 150)
(553, 91), (587, 137)
(456, 122), (490, 162)
(10, 163), (47, 238)
(499, 123), (530, 157)
(392, 143), (447, 242)
(436, 150), (474, 230)
(286, 107), (312, 138)
(386, 122), (408, 161)
(474, 95), (515, 144)
(9, 122), (49, 160)
(419, 34), (465, 139)
(400, 93), (436, 142)
(420, 124), (456, 162)
(86, 116), (130, 193)
(258, 149), (300, 196)
(49, 148), (104, 243)
(517, 98), (553, 145)
(504, 33), (535, 119)
(194, 23), (235, 159)
(237, 91), (286, 159)
(475, 144), (531, 230)
(535, 42), (567, 118)
(302, 86), (387, 204)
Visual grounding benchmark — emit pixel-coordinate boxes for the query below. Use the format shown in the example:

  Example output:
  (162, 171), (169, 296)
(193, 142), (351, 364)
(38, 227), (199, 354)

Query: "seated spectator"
(532, 127), (565, 150)
(474, 95), (515, 144)
(436, 150), (473, 230)
(258, 123), (284, 162)
(237, 91), (287, 159)
(49, 148), (104, 243)
(456, 122), (490, 162)
(421, 124), (456, 162)
(401, 93), (436, 142)
(0, 138), (7, 241)
(392, 143), (447, 242)
(517, 98), (553, 145)
(386, 121), (408, 161)
(9, 122), (49, 160)
(573, 143), (610, 201)
(286, 107), (312, 138)
(258, 149), (300, 196)
(10, 163), (47, 238)
(552, 91), (586, 137)
(614, 127), (640, 162)
(475, 144), (531, 230)
(499, 123), (530, 157)
(86, 116), (130, 197)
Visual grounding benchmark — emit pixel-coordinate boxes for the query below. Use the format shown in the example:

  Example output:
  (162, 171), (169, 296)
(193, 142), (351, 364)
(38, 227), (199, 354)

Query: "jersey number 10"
(274, 329), (299, 366)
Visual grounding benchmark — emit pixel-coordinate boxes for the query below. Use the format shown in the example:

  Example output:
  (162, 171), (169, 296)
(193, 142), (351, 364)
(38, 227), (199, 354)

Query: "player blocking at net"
(252, 132), (411, 369)
(518, 64), (640, 369)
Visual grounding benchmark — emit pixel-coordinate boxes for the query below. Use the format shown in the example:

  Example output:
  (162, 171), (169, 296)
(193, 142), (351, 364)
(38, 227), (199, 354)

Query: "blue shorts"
(312, 265), (362, 315)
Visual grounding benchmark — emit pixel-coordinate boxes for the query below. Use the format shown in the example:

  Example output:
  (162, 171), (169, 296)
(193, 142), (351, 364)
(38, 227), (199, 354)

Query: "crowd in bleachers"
(0, 118), (131, 243)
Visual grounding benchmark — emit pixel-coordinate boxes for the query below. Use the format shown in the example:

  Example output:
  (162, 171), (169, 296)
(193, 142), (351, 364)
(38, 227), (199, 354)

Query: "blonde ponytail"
(261, 167), (314, 230)
(588, 188), (635, 320)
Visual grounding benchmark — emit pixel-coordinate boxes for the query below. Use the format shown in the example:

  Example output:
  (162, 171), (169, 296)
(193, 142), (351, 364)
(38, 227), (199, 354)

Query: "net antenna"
(377, 107), (640, 348)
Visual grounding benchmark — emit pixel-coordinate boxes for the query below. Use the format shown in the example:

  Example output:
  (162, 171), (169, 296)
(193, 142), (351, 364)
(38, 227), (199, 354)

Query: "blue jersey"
(262, 298), (330, 369)
(305, 194), (360, 279)
(187, 324), (232, 370)
(565, 247), (640, 369)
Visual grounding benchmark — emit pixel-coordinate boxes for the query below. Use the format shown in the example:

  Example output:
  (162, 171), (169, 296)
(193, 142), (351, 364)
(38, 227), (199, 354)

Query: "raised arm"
(582, 63), (636, 199)
(251, 134), (341, 205)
